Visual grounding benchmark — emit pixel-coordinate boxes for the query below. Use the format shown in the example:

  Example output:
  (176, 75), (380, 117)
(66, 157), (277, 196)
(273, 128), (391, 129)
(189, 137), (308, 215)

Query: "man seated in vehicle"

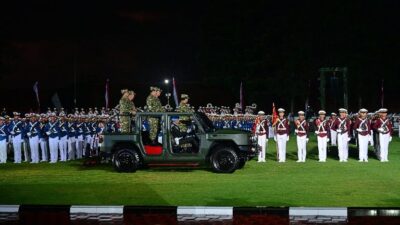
(170, 116), (199, 153)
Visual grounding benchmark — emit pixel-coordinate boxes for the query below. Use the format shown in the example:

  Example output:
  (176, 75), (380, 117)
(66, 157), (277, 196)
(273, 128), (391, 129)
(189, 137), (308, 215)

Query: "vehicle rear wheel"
(211, 147), (239, 173)
(113, 148), (141, 172)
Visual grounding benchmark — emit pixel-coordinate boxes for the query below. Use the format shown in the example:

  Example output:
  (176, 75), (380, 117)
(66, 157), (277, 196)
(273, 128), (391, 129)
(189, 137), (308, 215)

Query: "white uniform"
(336, 118), (350, 162)
(255, 119), (268, 162)
(275, 118), (289, 162)
(295, 120), (308, 162)
(0, 124), (8, 163)
(329, 118), (337, 146)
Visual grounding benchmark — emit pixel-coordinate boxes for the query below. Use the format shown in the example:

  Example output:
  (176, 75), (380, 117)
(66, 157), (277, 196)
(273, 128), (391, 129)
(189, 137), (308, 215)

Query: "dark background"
(1, 1), (399, 113)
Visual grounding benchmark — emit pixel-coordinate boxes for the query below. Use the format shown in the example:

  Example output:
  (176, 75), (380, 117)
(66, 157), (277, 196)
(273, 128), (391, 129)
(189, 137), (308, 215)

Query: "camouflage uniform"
(176, 102), (194, 132)
(146, 94), (165, 142)
(119, 98), (135, 133)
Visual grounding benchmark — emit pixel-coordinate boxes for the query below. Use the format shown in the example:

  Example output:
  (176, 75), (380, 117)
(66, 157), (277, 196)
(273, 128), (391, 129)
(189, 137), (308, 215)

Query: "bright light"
(164, 79), (169, 84)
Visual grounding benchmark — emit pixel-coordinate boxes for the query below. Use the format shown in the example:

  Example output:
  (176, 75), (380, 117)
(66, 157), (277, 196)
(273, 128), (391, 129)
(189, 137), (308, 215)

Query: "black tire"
(113, 149), (141, 172)
(210, 147), (239, 173)
(237, 158), (246, 169)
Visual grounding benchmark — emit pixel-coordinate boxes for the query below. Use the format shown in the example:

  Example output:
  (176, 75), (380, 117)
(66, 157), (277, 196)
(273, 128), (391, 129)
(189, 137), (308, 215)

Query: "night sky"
(1, 1), (400, 113)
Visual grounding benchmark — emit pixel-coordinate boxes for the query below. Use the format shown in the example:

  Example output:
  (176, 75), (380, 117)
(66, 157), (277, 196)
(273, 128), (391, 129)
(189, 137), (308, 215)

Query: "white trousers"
(12, 134), (22, 163)
(75, 135), (83, 159)
(49, 137), (59, 163)
(39, 138), (48, 161)
(317, 136), (328, 162)
(257, 134), (267, 162)
(68, 137), (76, 160)
(296, 135), (307, 162)
(379, 133), (390, 161)
(59, 136), (68, 162)
(29, 136), (39, 163)
(0, 139), (7, 163)
(277, 134), (287, 162)
(330, 129), (337, 146)
(358, 134), (369, 161)
(337, 133), (349, 161)
(22, 139), (30, 162)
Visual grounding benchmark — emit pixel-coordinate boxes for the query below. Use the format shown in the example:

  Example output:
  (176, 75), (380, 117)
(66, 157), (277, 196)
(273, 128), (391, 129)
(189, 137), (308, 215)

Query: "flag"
(272, 102), (278, 126)
(33, 81), (40, 108)
(51, 93), (62, 109)
(240, 81), (244, 113)
(381, 79), (384, 108)
(172, 77), (179, 107)
(105, 79), (110, 109)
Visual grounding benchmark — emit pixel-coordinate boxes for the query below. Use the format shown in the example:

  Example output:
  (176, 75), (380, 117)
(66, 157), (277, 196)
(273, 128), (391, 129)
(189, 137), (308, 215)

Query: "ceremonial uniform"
(39, 116), (48, 162)
(25, 117), (41, 163)
(9, 113), (24, 163)
(372, 108), (393, 162)
(332, 109), (351, 162)
(146, 87), (165, 144)
(295, 111), (309, 162)
(58, 118), (69, 161)
(353, 109), (373, 162)
(253, 111), (269, 162)
(67, 117), (77, 160)
(274, 108), (290, 162)
(314, 111), (330, 162)
(75, 119), (85, 159)
(0, 118), (9, 163)
(328, 113), (338, 146)
(44, 117), (60, 163)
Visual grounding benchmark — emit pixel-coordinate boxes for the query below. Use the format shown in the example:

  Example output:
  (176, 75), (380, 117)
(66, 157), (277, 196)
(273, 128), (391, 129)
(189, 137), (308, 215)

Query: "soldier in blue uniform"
(0, 116), (9, 163)
(9, 112), (25, 163)
(67, 115), (77, 160)
(44, 113), (60, 163)
(58, 113), (69, 162)
(75, 116), (85, 159)
(39, 114), (48, 162)
(25, 114), (41, 163)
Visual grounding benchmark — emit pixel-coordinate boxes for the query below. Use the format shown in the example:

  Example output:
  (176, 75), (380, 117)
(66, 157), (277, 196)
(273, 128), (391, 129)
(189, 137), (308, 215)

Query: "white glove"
(389, 136), (392, 142)
(378, 128), (384, 133)
(295, 129), (298, 134)
(336, 129), (342, 133)
(286, 136), (290, 141)
(265, 139), (268, 143)
(306, 138), (309, 143)
(46, 131), (51, 135)
(356, 128), (362, 132)
(347, 137), (351, 142)
(327, 138), (330, 143)
(315, 131), (320, 135)
(274, 136), (277, 142)
(10, 131), (15, 135)
(27, 132), (32, 137)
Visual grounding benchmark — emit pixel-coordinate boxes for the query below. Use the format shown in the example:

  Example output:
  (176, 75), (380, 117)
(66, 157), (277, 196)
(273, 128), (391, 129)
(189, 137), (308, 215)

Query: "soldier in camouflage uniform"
(175, 94), (194, 132)
(146, 87), (165, 144)
(119, 89), (136, 133)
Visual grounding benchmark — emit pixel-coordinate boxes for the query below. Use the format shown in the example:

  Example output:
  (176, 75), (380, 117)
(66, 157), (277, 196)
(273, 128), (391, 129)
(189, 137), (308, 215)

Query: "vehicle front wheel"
(237, 158), (246, 169)
(113, 149), (141, 172)
(210, 147), (239, 173)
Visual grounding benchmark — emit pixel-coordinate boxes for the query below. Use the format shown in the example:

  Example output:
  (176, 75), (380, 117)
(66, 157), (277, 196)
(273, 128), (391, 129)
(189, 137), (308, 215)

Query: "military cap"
(128, 90), (135, 95)
(59, 112), (66, 117)
(359, 108), (368, 113)
(181, 94), (189, 99)
(298, 111), (305, 115)
(49, 113), (56, 117)
(338, 108), (348, 113)
(318, 110), (326, 115)
(378, 108), (388, 113)
(13, 112), (20, 116)
(25, 113), (31, 118)
(278, 108), (285, 113)
(0, 116), (4, 120)
(150, 86), (162, 92)
(331, 112), (337, 116)
(257, 111), (265, 115)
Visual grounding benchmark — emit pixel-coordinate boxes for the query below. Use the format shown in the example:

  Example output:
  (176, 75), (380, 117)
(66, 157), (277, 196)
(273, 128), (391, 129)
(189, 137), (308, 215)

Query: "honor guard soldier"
(39, 114), (48, 162)
(253, 111), (269, 162)
(314, 110), (330, 162)
(295, 111), (309, 162)
(67, 115), (77, 160)
(9, 112), (25, 163)
(58, 113), (69, 162)
(372, 108), (393, 162)
(25, 114), (41, 163)
(44, 113), (60, 163)
(274, 108), (290, 162)
(119, 89), (136, 133)
(353, 108), (373, 162)
(329, 112), (338, 146)
(146, 86), (165, 145)
(75, 116), (85, 159)
(332, 108), (351, 162)
(0, 117), (9, 163)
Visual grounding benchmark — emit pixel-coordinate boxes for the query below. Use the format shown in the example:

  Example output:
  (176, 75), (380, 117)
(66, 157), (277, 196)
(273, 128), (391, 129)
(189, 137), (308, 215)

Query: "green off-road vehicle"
(100, 112), (257, 173)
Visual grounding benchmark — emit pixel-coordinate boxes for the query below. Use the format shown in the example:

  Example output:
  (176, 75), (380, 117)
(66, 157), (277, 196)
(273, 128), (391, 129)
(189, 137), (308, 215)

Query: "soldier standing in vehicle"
(146, 86), (165, 145)
(119, 89), (136, 133)
(176, 94), (194, 132)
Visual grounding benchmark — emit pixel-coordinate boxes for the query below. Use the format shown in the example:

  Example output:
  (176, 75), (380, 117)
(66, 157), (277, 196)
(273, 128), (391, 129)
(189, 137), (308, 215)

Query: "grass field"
(0, 136), (399, 207)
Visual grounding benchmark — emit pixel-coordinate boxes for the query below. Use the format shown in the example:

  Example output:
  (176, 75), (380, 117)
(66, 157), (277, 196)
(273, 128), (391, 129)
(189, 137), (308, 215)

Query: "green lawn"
(0, 136), (399, 207)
